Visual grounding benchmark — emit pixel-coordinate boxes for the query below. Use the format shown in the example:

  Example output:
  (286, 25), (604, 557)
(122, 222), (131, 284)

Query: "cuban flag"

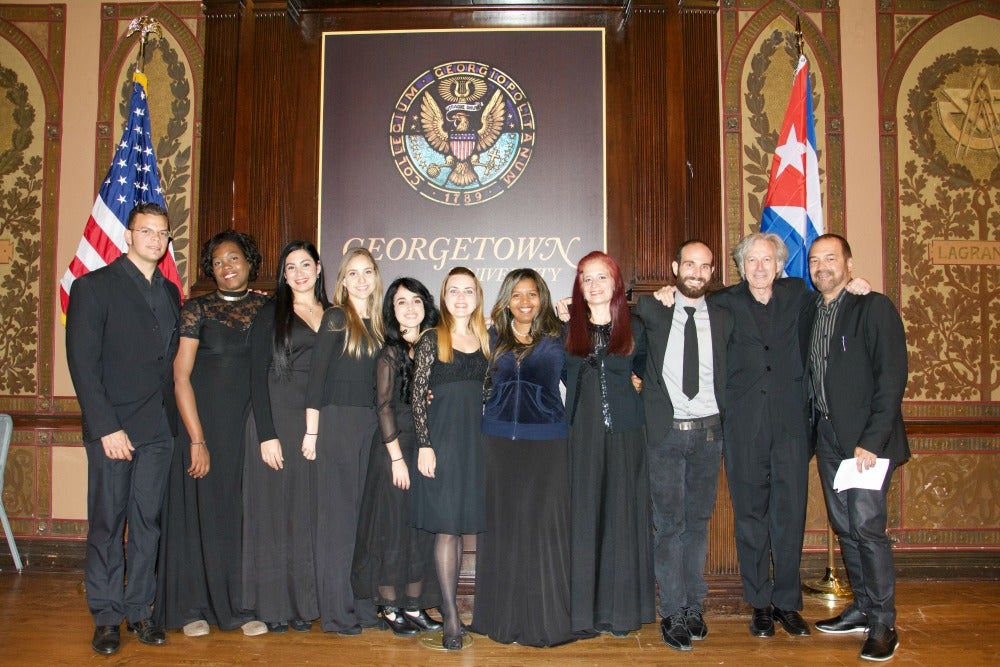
(760, 54), (824, 286)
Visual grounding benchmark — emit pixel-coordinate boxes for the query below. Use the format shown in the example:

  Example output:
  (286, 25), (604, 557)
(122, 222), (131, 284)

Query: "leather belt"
(672, 414), (721, 431)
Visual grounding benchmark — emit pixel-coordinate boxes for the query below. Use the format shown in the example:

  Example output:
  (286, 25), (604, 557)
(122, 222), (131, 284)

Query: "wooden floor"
(1, 571), (998, 665)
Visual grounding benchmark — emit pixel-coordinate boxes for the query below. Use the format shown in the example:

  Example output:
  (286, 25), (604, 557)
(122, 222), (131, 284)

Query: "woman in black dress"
(305, 248), (384, 634)
(565, 251), (654, 637)
(156, 230), (269, 637)
(352, 277), (442, 635)
(471, 268), (578, 647)
(412, 267), (490, 650)
(243, 240), (328, 633)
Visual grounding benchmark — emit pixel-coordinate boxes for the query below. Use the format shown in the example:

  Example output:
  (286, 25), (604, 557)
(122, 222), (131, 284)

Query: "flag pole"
(794, 16), (803, 57)
(127, 16), (161, 76)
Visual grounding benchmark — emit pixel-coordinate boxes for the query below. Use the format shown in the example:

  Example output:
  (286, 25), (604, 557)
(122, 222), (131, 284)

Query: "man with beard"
(635, 240), (733, 651)
(802, 234), (908, 662)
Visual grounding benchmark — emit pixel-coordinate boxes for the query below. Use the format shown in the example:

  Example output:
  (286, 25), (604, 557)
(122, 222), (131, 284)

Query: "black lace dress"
(155, 290), (268, 631)
(351, 345), (440, 609)
(242, 302), (320, 625)
(410, 330), (488, 535)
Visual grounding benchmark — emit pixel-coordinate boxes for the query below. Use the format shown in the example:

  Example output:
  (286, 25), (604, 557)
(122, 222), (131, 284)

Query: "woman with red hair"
(565, 251), (654, 638)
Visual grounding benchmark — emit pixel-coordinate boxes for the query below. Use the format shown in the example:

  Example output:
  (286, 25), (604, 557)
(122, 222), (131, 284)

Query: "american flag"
(760, 54), (824, 287)
(59, 71), (183, 316)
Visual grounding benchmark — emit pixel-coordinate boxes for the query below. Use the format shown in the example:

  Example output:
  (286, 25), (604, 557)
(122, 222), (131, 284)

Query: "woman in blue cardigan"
(470, 268), (578, 647)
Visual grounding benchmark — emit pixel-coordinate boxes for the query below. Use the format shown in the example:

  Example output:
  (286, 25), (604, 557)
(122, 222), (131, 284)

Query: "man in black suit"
(636, 240), (732, 652)
(803, 234), (908, 662)
(711, 232), (813, 638)
(66, 203), (180, 655)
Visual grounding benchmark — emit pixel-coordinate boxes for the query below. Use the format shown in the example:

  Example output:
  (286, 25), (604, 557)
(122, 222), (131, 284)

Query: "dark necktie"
(683, 306), (699, 399)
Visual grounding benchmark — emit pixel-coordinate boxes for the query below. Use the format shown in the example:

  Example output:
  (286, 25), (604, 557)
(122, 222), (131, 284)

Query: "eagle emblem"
(389, 62), (535, 206)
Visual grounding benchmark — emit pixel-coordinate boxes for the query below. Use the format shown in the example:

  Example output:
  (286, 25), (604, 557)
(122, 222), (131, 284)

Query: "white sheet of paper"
(832, 458), (890, 492)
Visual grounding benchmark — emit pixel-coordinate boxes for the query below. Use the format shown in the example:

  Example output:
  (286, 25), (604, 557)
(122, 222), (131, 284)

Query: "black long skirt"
(471, 435), (577, 647)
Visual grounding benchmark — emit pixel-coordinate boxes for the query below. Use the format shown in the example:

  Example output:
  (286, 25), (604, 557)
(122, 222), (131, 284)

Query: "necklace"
(218, 289), (250, 302)
(295, 301), (320, 315)
(511, 321), (533, 340)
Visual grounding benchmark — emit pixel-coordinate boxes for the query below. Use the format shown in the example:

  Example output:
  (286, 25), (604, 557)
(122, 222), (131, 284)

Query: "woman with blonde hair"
(411, 267), (490, 650)
(305, 247), (385, 634)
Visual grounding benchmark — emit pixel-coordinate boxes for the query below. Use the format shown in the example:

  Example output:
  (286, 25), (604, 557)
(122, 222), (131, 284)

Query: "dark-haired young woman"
(352, 278), (443, 636)
(156, 230), (269, 637)
(565, 251), (654, 638)
(242, 241), (328, 633)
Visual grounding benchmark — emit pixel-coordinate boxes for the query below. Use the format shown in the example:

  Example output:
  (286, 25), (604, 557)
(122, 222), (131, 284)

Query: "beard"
(676, 276), (708, 299)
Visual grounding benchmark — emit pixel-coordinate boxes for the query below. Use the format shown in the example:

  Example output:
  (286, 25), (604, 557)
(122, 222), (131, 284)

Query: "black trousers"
(815, 417), (897, 628)
(85, 412), (173, 626)
(724, 407), (809, 610)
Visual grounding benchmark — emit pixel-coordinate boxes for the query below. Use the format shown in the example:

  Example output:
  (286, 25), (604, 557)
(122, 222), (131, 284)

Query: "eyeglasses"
(131, 228), (171, 240)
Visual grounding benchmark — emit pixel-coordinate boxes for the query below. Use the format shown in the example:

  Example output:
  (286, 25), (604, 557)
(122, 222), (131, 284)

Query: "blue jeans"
(647, 424), (723, 617)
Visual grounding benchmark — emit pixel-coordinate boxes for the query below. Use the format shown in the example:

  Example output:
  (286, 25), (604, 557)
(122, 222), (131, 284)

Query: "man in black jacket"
(636, 240), (732, 652)
(66, 203), (180, 655)
(802, 234), (908, 662)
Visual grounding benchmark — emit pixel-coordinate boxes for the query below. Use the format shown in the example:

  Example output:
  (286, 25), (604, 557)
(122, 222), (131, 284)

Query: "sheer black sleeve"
(375, 347), (400, 444)
(412, 330), (437, 448)
(306, 306), (346, 410)
(179, 298), (203, 340)
(249, 302), (278, 443)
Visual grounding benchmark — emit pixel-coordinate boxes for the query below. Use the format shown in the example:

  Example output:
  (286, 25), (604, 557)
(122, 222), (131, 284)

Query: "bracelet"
(190, 441), (206, 446)
(391, 456), (403, 462)
(304, 432), (318, 436)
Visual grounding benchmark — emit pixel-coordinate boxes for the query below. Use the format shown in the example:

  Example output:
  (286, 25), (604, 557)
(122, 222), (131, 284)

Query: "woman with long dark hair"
(243, 240), (328, 633)
(156, 230), (269, 637)
(304, 247), (385, 634)
(565, 251), (654, 637)
(470, 268), (578, 647)
(352, 277), (443, 635)
(411, 267), (490, 650)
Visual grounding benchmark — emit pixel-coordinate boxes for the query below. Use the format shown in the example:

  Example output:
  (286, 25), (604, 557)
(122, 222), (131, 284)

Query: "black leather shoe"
(403, 608), (442, 632)
(92, 625), (120, 655)
(442, 633), (464, 650)
(127, 618), (166, 646)
(381, 607), (419, 636)
(683, 608), (708, 641)
(750, 607), (775, 637)
(660, 613), (692, 651)
(289, 619), (312, 632)
(773, 607), (811, 636)
(861, 623), (898, 661)
(267, 621), (289, 633)
(816, 607), (868, 634)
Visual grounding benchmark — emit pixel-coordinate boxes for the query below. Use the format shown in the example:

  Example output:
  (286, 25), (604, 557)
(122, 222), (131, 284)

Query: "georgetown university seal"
(389, 61), (535, 206)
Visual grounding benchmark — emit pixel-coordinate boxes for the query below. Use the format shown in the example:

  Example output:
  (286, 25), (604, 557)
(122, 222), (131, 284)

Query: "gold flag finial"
(127, 16), (162, 74)
(794, 16), (804, 57)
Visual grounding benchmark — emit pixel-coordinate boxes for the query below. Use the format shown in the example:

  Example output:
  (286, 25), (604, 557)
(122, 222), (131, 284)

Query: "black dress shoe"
(683, 608), (708, 640)
(289, 619), (312, 632)
(660, 614), (692, 651)
(92, 625), (120, 655)
(749, 607), (775, 637)
(816, 607), (868, 634)
(773, 607), (811, 636)
(442, 633), (464, 650)
(861, 623), (898, 661)
(403, 608), (442, 632)
(267, 621), (289, 633)
(381, 607), (419, 636)
(127, 618), (166, 645)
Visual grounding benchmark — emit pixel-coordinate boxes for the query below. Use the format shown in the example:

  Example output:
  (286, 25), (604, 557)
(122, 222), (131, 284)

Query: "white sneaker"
(183, 620), (210, 637)
(241, 620), (268, 636)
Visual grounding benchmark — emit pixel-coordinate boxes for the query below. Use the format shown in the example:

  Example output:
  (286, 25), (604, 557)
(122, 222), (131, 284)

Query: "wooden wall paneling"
(629, 2), (684, 292)
(196, 0), (246, 294)
(679, 1), (722, 267)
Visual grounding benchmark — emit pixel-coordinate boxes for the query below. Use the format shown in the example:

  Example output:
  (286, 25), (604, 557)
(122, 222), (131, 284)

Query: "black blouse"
(305, 306), (379, 409)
